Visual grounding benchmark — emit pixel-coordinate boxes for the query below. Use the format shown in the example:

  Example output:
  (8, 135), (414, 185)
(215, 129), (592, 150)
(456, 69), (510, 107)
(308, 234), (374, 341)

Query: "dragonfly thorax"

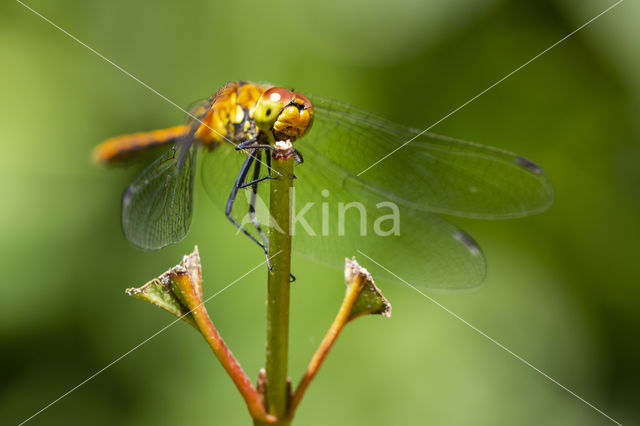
(195, 82), (265, 147)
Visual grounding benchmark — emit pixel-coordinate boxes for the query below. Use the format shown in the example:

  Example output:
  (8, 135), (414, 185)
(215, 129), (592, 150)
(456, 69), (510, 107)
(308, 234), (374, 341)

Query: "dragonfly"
(94, 81), (553, 290)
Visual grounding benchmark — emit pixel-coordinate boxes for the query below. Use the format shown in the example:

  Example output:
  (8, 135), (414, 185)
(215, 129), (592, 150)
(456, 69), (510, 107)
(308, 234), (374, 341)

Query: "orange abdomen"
(93, 81), (271, 165)
(93, 125), (188, 164)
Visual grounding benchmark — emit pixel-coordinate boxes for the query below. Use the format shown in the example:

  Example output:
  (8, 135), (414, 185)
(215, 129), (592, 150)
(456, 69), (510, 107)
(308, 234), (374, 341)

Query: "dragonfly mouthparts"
(274, 140), (293, 151)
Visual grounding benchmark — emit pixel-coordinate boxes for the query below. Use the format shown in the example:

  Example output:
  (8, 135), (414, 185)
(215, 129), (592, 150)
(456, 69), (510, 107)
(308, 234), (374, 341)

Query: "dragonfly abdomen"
(93, 82), (271, 166)
(93, 125), (188, 164)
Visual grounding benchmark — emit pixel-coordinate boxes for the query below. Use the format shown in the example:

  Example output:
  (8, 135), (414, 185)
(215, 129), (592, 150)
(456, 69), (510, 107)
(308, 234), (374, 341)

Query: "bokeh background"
(1, 0), (639, 425)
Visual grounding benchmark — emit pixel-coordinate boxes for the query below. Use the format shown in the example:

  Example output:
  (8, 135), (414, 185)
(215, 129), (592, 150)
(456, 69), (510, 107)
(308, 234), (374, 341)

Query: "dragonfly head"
(254, 87), (314, 143)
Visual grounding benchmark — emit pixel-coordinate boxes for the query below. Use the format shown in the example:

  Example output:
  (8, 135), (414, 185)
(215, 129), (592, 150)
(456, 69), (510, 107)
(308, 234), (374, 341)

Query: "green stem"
(265, 148), (295, 422)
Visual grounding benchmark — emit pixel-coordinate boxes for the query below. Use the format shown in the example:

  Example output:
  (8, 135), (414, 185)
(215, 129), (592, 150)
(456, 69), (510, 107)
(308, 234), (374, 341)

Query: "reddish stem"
(289, 275), (364, 416)
(174, 273), (276, 424)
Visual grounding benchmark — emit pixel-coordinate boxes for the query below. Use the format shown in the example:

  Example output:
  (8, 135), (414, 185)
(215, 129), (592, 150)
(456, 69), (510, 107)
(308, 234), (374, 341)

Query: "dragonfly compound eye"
(254, 87), (314, 142)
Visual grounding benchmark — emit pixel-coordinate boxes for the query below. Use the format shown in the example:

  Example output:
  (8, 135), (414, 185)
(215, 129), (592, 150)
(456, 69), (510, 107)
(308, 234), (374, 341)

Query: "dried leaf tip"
(344, 257), (392, 320)
(125, 246), (202, 329)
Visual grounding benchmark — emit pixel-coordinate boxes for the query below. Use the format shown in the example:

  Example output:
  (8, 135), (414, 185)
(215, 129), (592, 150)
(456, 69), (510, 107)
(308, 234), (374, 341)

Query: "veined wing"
(199, 90), (553, 289)
(120, 87), (225, 249)
(121, 143), (198, 249)
(201, 143), (487, 290)
(304, 94), (554, 218)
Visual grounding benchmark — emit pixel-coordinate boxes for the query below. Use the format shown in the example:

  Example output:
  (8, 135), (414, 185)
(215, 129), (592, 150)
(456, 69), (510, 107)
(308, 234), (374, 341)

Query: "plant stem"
(289, 273), (364, 416)
(193, 306), (272, 422)
(265, 147), (295, 421)
(174, 272), (274, 423)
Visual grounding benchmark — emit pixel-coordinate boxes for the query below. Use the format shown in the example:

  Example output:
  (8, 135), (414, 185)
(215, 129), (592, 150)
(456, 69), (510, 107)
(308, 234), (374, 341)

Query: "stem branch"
(175, 272), (275, 423)
(289, 274), (364, 415)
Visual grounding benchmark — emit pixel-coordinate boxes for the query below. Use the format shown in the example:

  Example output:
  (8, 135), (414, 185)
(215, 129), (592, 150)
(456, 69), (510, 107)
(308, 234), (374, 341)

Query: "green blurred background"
(1, 0), (638, 424)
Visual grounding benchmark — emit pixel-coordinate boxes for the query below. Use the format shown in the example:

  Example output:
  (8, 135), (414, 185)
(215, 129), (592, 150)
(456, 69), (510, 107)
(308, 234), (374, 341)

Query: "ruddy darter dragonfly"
(94, 81), (553, 290)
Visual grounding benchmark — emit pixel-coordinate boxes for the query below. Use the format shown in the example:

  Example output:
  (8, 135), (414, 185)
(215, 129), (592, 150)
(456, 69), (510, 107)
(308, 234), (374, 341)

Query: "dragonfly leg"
(234, 138), (257, 150)
(292, 148), (304, 164)
(247, 150), (295, 281)
(225, 151), (273, 270)
(236, 139), (281, 178)
(265, 150), (282, 180)
(239, 175), (276, 188)
(228, 145), (294, 278)
(248, 150), (269, 247)
(246, 152), (295, 281)
(235, 138), (273, 152)
(266, 150), (272, 175)
(247, 144), (274, 150)
(289, 149), (302, 180)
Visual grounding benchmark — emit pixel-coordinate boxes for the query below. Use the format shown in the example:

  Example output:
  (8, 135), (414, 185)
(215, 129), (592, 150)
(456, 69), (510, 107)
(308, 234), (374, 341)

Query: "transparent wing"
(304, 95), (554, 218)
(200, 92), (554, 289)
(290, 153), (487, 290)
(185, 98), (212, 122)
(119, 83), (245, 250)
(202, 144), (486, 290)
(120, 87), (225, 249)
(121, 143), (198, 249)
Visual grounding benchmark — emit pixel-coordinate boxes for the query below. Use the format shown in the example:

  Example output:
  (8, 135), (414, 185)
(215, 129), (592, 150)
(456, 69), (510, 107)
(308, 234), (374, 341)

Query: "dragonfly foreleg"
(292, 148), (304, 164)
(235, 138), (273, 152)
(234, 138), (257, 150)
(229, 144), (295, 278)
(225, 151), (273, 270)
(248, 150), (269, 247)
(239, 175), (276, 188)
(266, 150), (272, 175)
(239, 143), (279, 187)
